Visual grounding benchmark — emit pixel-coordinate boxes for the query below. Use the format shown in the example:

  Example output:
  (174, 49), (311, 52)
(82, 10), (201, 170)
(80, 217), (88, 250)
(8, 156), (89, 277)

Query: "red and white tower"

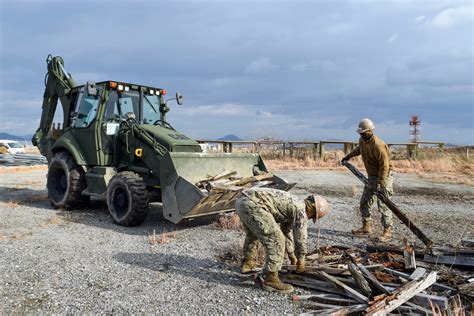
(409, 115), (421, 143)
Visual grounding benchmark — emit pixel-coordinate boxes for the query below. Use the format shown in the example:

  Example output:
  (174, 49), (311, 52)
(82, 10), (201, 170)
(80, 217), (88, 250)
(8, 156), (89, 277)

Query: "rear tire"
(107, 171), (149, 226)
(47, 151), (88, 209)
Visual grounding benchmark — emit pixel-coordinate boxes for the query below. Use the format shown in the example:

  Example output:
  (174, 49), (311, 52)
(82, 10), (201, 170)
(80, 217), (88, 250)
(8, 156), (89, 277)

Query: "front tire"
(47, 151), (88, 209)
(107, 171), (149, 226)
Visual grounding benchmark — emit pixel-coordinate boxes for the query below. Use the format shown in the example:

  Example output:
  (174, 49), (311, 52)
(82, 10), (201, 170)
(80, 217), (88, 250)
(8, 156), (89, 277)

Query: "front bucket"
(159, 152), (290, 223)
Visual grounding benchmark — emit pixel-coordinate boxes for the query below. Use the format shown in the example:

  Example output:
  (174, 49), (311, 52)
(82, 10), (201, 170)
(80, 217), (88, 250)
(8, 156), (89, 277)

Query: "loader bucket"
(159, 152), (291, 223)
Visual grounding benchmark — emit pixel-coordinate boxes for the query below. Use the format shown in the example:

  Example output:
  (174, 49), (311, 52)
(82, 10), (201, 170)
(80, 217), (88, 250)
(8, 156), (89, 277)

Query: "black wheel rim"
(112, 187), (129, 218)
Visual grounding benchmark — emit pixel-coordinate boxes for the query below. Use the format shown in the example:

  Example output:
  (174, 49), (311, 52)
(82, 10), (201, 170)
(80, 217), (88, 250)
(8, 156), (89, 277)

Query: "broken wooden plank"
(432, 246), (474, 256)
(404, 238), (417, 270)
(343, 161), (433, 247)
(461, 239), (474, 248)
(358, 264), (390, 294)
(365, 271), (437, 315)
(282, 263), (383, 275)
(403, 301), (434, 315)
(382, 267), (456, 293)
(196, 170), (237, 186)
(305, 303), (368, 314)
(226, 173), (274, 186)
(292, 293), (357, 306)
(409, 267), (427, 280)
(348, 263), (372, 297)
(423, 254), (474, 268)
(316, 271), (369, 303)
(280, 275), (344, 295)
(367, 244), (426, 258)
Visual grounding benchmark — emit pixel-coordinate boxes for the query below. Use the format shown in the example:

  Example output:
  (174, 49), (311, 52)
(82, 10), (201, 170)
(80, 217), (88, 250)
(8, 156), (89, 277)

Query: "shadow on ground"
(0, 185), (220, 237)
(114, 251), (245, 286)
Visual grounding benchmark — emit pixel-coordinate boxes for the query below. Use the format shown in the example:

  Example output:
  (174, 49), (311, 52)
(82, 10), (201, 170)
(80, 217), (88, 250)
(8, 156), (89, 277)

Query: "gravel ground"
(1, 169), (473, 313)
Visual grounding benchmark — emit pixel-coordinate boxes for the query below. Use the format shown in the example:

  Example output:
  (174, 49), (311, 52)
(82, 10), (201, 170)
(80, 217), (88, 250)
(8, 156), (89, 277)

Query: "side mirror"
(176, 93), (184, 105)
(86, 81), (97, 96)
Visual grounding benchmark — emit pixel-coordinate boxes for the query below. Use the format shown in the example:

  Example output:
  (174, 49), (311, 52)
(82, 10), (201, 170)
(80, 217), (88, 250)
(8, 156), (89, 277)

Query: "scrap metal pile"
(280, 242), (473, 315)
(0, 154), (47, 166)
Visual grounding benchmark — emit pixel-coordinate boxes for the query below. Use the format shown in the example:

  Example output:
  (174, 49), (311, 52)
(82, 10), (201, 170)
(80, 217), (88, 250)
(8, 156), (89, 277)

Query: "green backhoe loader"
(33, 55), (290, 226)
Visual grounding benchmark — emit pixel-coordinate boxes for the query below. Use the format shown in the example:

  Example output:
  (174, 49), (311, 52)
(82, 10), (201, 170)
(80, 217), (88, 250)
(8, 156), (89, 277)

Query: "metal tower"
(409, 115), (421, 143)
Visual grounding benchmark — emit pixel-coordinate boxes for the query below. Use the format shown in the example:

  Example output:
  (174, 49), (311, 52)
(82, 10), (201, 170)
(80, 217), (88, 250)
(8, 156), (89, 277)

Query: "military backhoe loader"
(33, 55), (290, 226)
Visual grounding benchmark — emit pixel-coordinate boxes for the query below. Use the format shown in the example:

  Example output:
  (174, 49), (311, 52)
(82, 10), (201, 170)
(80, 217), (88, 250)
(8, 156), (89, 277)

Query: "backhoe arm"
(32, 55), (77, 159)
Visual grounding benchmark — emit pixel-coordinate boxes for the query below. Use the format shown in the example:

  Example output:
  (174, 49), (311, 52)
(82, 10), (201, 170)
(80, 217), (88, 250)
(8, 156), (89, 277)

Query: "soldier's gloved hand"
(296, 257), (305, 273)
(289, 253), (297, 266)
(376, 183), (389, 197)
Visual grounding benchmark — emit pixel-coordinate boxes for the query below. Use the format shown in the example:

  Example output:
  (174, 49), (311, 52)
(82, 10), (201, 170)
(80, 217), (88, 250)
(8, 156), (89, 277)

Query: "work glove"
(376, 183), (390, 197)
(289, 253), (297, 266)
(296, 257), (305, 273)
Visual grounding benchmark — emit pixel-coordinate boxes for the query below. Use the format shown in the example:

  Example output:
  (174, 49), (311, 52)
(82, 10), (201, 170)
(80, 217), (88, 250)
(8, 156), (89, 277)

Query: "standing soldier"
(342, 118), (394, 242)
(235, 187), (330, 293)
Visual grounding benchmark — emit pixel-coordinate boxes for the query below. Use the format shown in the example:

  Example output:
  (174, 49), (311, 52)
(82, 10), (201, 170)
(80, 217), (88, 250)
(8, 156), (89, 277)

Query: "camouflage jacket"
(241, 188), (308, 258)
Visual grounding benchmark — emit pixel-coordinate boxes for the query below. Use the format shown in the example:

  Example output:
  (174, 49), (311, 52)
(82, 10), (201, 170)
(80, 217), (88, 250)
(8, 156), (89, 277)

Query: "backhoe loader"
(33, 55), (290, 226)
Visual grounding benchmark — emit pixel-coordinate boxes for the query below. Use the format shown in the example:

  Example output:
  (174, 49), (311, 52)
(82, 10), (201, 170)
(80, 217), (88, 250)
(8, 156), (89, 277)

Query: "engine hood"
(139, 124), (201, 152)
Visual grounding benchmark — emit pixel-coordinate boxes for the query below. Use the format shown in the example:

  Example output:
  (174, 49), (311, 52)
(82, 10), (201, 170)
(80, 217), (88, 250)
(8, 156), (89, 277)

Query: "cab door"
(70, 87), (102, 165)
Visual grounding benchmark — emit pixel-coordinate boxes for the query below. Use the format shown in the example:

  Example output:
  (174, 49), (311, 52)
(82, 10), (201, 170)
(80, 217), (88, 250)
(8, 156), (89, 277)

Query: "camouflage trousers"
(235, 196), (285, 273)
(360, 171), (394, 228)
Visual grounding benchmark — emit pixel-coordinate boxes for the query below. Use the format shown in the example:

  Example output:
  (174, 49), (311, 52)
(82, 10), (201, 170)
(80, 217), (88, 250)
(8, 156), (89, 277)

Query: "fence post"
(282, 143), (286, 158)
(312, 143), (318, 160)
(319, 141), (324, 159)
(289, 143), (294, 158)
(407, 144), (418, 159)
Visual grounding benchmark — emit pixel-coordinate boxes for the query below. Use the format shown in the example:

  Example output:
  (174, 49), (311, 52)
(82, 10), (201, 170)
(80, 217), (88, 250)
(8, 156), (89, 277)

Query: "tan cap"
(356, 118), (375, 133)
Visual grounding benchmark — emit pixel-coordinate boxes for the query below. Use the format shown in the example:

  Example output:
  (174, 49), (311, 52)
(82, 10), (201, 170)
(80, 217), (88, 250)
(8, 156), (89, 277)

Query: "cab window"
(142, 94), (161, 124)
(104, 90), (140, 120)
(71, 89), (100, 128)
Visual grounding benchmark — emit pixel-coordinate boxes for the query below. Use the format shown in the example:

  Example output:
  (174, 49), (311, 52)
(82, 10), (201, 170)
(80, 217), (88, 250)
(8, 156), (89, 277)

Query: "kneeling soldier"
(235, 187), (330, 293)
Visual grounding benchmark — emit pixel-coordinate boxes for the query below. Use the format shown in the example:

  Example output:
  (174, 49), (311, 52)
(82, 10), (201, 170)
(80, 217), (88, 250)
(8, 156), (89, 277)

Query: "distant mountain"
(217, 134), (242, 141)
(0, 133), (23, 141)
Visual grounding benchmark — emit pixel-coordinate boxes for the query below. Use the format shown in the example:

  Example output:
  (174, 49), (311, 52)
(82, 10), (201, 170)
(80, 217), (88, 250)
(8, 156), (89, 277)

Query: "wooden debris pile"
(282, 244), (473, 314)
(195, 170), (279, 194)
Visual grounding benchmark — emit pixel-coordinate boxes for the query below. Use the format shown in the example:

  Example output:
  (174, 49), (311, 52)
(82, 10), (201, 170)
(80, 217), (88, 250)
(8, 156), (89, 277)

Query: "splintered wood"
(282, 244), (473, 315)
(196, 170), (275, 194)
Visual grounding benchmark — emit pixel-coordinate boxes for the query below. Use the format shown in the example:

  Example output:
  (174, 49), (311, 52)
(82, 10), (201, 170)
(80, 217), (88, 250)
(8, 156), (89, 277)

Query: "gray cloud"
(0, 0), (472, 144)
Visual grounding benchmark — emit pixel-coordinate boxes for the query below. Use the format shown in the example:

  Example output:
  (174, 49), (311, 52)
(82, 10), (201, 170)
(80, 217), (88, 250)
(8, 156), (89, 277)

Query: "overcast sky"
(1, 0), (473, 144)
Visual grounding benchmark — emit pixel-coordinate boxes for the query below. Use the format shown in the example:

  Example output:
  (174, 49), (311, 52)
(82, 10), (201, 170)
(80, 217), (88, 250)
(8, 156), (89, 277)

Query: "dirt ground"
(0, 168), (473, 313)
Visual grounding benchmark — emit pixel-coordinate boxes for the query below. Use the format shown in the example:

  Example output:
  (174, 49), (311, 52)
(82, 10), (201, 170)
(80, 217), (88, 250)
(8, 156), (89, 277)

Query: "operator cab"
(70, 81), (180, 129)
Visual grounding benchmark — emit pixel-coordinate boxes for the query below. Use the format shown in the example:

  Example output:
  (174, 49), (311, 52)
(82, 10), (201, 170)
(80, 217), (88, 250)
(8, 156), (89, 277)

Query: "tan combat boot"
(352, 222), (372, 236)
(261, 271), (294, 294)
(378, 227), (393, 242)
(240, 258), (257, 274)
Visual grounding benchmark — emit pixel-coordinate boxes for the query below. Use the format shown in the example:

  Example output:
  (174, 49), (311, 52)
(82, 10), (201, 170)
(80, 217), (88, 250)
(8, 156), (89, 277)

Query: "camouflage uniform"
(235, 188), (308, 273)
(345, 133), (394, 229)
(360, 171), (394, 228)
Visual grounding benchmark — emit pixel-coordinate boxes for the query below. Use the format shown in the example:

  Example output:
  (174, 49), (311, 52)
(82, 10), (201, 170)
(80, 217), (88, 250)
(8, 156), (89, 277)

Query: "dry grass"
(6, 199), (19, 208)
(11, 232), (32, 240)
(28, 194), (49, 202)
(429, 295), (466, 316)
(0, 165), (48, 174)
(216, 239), (266, 266)
(351, 185), (358, 198)
(215, 212), (242, 230)
(0, 147), (8, 154)
(40, 215), (63, 228)
(264, 151), (474, 186)
(148, 229), (177, 246)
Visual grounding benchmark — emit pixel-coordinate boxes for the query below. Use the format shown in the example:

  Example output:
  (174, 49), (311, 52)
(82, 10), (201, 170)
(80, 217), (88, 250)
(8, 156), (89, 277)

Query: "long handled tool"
(342, 161), (433, 247)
